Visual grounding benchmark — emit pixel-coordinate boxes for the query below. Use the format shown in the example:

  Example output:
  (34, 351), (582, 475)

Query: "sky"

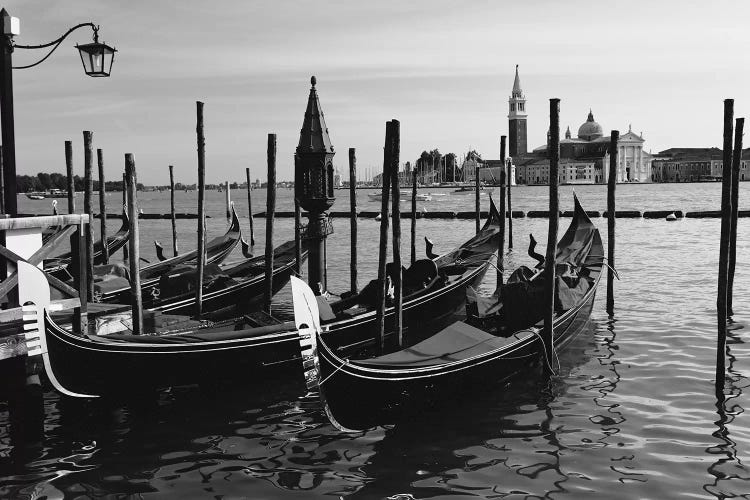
(5, 0), (750, 185)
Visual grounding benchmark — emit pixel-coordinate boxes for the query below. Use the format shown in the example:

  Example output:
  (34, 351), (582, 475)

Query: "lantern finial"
(311, 75), (316, 87)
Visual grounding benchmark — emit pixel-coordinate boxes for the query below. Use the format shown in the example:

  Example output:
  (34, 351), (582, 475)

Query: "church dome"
(577, 110), (603, 141)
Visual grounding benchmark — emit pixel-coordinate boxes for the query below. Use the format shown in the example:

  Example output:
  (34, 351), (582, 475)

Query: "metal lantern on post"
(0, 10), (116, 215)
(76, 27), (116, 77)
(295, 76), (335, 295)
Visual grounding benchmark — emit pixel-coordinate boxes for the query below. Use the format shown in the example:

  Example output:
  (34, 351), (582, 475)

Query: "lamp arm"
(14, 23), (98, 50)
(12, 22), (98, 70)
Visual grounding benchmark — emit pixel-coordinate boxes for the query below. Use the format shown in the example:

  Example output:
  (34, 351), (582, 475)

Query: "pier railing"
(0, 214), (89, 362)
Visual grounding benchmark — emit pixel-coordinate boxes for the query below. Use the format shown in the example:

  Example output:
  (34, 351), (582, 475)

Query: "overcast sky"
(6, 0), (750, 184)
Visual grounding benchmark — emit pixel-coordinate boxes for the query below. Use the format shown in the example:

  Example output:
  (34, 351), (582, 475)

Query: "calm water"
(3, 183), (750, 499)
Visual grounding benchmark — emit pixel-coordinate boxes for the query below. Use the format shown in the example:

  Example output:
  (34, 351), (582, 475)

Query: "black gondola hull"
(42, 260), (487, 395)
(40, 204), (501, 396)
(316, 285), (598, 431)
(304, 195), (603, 430)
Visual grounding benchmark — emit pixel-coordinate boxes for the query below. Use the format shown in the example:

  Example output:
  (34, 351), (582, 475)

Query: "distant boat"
(26, 189), (69, 199)
(368, 192), (432, 202)
(453, 186), (484, 194)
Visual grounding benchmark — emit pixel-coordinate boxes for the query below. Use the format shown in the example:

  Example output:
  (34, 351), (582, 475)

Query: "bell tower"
(508, 65), (527, 158)
(295, 76), (335, 295)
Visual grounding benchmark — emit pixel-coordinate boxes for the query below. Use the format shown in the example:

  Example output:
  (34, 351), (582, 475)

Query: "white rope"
(528, 327), (560, 375)
(319, 357), (350, 387)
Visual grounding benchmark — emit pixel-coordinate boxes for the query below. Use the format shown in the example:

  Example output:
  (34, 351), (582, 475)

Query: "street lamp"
(76, 27), (116, 77)
(0, 8), (117, 215)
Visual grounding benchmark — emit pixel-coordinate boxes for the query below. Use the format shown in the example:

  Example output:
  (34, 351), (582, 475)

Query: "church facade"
(508, 67), (652, 185)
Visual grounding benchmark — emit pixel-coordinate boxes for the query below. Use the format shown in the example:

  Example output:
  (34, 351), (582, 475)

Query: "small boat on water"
(293, 195), (603, 430)
(30, 201), (501, 397)
(26, 189), (69, 199)
(368, 192), (432, 202)
(453, 185), (484, 194)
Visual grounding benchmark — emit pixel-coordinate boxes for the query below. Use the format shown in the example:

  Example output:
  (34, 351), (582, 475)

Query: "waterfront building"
(651, 147), (750, 182)
(461, 152), (483, 182)
(507, 67), (652, 185)
(480, 160), (516, 186)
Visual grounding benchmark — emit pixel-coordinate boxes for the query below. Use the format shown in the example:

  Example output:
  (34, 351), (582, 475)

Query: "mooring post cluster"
(716, 99), (744, 388)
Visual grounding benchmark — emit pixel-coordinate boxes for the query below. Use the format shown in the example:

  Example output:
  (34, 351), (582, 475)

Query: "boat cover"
(356, 321), (528, 368)
(86, 320), (296, 344)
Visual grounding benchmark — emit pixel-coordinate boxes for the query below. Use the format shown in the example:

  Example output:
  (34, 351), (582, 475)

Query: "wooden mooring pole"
(83, 131), (94, 302)
(122, 171), (128, 261)
(607, 130), (619, 315)
(475, 161), (481, 234)
(65, 140), (75, 214)
(543, 98), (561, 372)
(97, 148), (108, 265)
(498, 168), (506, 288)
(389, 120), (403, 346)
(125, 153), (143, 335)
(225, 181), (231, 221)
(727, 118), (744, 316)
(245, 167), (255, 246)
(264, 134), (277, 314)
(169, 165), (178, 256)
(376, 121), (394, 352)
(502, 135), (513, 249)
(294, 197), (301, 275)
(411, 169), (417, 265)
(0, 145), (4, 214)
(349, 147), (358, 293)
(717, 98), (734, 386)
(195, 102), (207, 318)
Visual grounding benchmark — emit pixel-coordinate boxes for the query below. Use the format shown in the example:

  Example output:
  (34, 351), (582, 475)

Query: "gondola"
(92, 207), (242, 304)
(293, 195), (603, 430)
(44, 212), (131, 276)
(139, 239), (306, 318)
(30, 201), (501, 397)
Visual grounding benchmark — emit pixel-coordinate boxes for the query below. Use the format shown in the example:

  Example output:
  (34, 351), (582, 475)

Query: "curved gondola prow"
(425, 237), (438, 259)
(291, 276), (323, 392)
(241, 237), (253, 259)
(155, 240), (166, 261)
(97, 210), (131, 261)
(17, 261), (98, 399)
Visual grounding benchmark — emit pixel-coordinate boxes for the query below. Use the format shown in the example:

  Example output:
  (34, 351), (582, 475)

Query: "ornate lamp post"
(0, 8), (116, 215)
(295, 76), (335, 295)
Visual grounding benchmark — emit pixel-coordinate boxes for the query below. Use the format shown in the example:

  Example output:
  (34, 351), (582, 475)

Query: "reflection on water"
(3, 189), (750, 497)
(704, 325), (750, 499)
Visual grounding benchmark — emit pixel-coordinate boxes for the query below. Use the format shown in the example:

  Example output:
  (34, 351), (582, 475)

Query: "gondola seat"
(317, 296), (337, 322)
